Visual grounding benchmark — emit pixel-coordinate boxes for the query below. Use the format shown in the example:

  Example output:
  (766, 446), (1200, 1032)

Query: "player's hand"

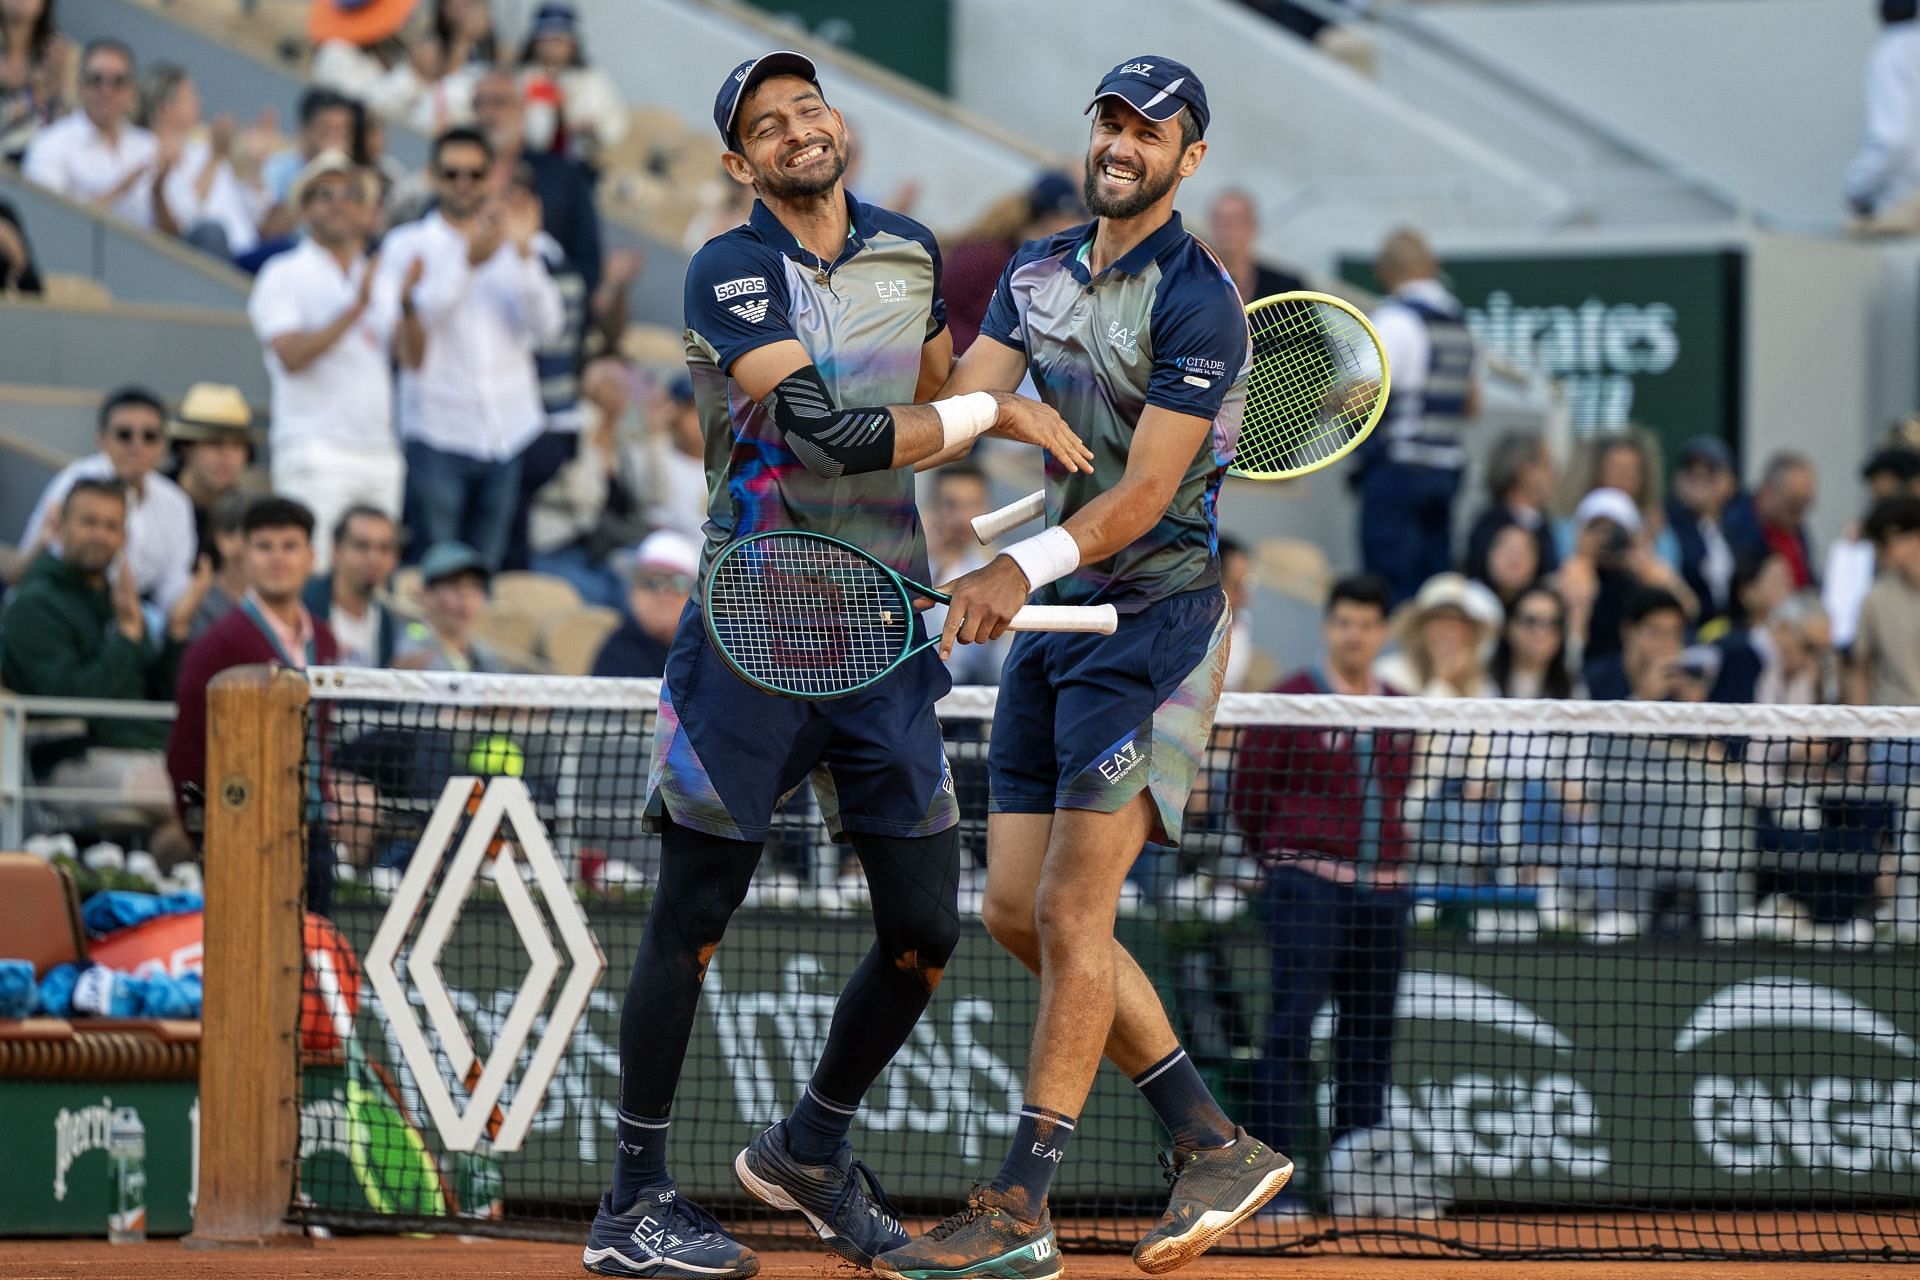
(985, 392), (1095, 473)
(937, 556), (1033, 658)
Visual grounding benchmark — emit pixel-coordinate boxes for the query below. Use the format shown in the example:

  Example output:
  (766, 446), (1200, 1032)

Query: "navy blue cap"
(713, 50), (820, 148)
(529, 2), (578, 37)
(1086, 56), (1209, 139)
(1027, 170), (1082, 221)
(1678, 435), (1733, 471)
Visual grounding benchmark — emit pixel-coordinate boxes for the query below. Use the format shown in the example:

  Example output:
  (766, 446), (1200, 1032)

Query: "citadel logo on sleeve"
(1181, 355), (1227, 389)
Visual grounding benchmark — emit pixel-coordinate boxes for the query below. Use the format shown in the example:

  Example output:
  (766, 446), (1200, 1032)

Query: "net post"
(184, 666), (311, 1249)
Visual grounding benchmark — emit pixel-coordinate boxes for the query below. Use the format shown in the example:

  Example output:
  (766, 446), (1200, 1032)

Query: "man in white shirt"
(22, 40), (163, 229)
(379, 126), (566, 569)
(1847, 0), (1920, 227)
(248, 150), (406, 572)
(17, 387), (198, 609)
(922, 462), (1007, 686)
(1356, 226), (1481, 605)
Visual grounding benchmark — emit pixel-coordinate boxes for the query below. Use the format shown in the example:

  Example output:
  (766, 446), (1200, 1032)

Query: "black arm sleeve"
(763, 364), (898, 478)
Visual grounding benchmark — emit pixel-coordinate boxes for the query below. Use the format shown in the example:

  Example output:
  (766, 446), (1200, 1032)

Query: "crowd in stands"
(0, 0), (1916, 954)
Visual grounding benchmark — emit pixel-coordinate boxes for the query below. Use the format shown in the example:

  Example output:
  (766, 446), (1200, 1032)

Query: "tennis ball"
(466, 735), (526, 778)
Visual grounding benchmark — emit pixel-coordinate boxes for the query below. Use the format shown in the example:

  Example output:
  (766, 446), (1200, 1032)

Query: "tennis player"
(875, 57), (1293, 1280)
(583, 52), (1088, 1280)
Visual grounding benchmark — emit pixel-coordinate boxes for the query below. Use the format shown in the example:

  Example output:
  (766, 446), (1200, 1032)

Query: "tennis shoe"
(732, 1119), (908, 1266)
(1132, 1126), (1292, 1274)
(873, 1186), (1061, 1280)
(582, 1188), (758, 1278)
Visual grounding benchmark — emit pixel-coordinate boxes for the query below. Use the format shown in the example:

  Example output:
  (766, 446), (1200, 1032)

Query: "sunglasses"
(110, 427), (163, 445)
(636, 572), (695, 594)
(306, 184), (368, 206)
(1513, 612), (1563, 631)
(438, 165), (488, 183)
(84, 71), (131, 88)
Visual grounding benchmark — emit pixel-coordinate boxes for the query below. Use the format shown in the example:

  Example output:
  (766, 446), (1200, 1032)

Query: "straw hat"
(167, 383), (253, 445)
(1392, 572), (1501, 653)
(288, 149), (359, 212)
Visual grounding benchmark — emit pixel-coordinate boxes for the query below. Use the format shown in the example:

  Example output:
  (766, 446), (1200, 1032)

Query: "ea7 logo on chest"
(713, 276), (766, 302)
(874, 279), (910, 303)
(1107, 321), (1139, 352)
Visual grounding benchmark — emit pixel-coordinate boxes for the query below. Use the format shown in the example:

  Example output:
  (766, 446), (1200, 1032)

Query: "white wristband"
(1002, 526), (1080, 592)
(931, 391), (997, 451)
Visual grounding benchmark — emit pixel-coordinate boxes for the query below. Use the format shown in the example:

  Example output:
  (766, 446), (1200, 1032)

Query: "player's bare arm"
(728, 336), (1091, 475)
(937, 404), (1211, 656)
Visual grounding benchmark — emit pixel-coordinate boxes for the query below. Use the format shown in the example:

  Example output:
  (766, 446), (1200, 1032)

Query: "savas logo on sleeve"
(713, 277), (767, 302)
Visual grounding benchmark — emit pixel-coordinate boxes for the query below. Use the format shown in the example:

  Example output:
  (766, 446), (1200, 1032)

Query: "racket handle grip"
(1009, 604), (1119, 635)
(972, 490), (1045, 544)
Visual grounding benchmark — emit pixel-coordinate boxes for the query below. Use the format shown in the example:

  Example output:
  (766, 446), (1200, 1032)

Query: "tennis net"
(290, 667), (1920, 1260)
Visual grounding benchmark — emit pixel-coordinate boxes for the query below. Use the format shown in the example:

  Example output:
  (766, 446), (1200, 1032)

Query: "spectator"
(634, 373), (706, 542)
(1475, 521), (1543, 613)
(1463, 429), (1557, 587)
(1846, 0), (1920, 228)
(1585, 586), (1708, 702)
(1558, 486), (1695, 668)
(301, 504), (402, 668)
(1355, 227), (1480, 605)
(941, 172), (1083, 354)
(1220, 534), (1275, 692)
(1823, 447), (1920, 648)
(470, 67), (600, 289)
(1490, 583), (1578, 698)
(1231, 573), (1414, 1207)
(1665, 435), (1739, 627)
(168, 496), (337, 906)
(1706, 547), (1794, 701)
(187, 490), (248, 642)
(591, 529), (696, 678)
(311, 0), (490, 138)
(1208, 186), (1306, 306)
(1726, 451), (1818, 589)
(164, 382), (254, 559)
(0, 197), (44, 295)
(0, 479), (203, 837)
(681, 160), (755, 253)
(1848, 494), (1920, 708)
(514, 2), (627, 170)
(922, 462), (1008, 686)
(133, 62), (271, 258)
(251, 151), (405, 571)
(21, 38), (160, 227)
(15, 387), (196, 608)
(1375, 572), (1499, 698)
(381, 126), (564, 568)
(0, 0), (74, 162)
(525, 353), (644, 607)
(1554, 429), (1671, 562)
(1753, 592), (1833, 705)
(260, 86), (355, 219)
(394, 540), (507, 672)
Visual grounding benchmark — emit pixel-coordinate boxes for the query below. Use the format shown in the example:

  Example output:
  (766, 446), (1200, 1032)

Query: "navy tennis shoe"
(733, 1119), (909, 1266)
(582, 1188), (758, 1278)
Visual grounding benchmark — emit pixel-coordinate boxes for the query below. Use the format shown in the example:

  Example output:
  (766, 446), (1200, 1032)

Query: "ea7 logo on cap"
(1121, 62), (1155, 75)
(714, 276), (766, 302)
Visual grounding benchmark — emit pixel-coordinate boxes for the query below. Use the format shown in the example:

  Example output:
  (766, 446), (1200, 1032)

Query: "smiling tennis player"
(582, 50), (1087, 1280)
(876, 56), (1293, 1280)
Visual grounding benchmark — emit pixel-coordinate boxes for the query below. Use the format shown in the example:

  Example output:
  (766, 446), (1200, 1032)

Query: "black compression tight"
(615, 817), (962, 1122)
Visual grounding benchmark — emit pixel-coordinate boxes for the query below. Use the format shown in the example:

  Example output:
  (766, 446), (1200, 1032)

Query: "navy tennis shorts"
(644, 600), (958, 843)
(989, 586), (1231, 847)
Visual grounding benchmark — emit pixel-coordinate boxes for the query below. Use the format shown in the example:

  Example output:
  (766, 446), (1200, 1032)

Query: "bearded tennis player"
(582, 51), (1089, 1280)
(875, 56), (1292, 1280)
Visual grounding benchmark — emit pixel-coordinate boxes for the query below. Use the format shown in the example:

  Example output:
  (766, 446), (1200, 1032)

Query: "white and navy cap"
(713, 50), (821, 148)
(1085, 55), (1209, 138)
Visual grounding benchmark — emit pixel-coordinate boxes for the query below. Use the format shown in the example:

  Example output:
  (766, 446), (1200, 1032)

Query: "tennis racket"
(971, 290), (1391, 543)
(704, 530), (1117, 699)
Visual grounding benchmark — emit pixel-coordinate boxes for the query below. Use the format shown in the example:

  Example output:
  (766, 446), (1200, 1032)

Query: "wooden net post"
(184, 666), (310, 1248)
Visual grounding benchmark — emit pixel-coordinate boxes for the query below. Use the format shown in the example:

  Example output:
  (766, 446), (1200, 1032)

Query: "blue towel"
(36, 964), (79, 1017)
(69, 963), (138, 1017)
(134, 970), (201, 1019)
(0, 959), (35, 1018)
(81, 890), (205, 937)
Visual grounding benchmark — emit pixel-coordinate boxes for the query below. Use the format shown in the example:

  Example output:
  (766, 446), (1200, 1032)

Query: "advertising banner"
(0, 1082), (197, 1235)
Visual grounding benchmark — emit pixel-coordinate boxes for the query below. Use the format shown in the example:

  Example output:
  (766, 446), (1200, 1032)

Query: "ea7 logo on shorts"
(728, 299), (770, 324)
(1121, 62), (1155, 75)
(875, 279), (909, 302)
(713, 276), (766, 302)
(1097, 740), (1143, 784)
(1107, 321), (1138, 352)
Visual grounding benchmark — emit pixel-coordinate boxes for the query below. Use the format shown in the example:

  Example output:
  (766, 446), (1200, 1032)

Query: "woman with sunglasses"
(1490, 583), (1580, 699)
(0, 0), (73, 162)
